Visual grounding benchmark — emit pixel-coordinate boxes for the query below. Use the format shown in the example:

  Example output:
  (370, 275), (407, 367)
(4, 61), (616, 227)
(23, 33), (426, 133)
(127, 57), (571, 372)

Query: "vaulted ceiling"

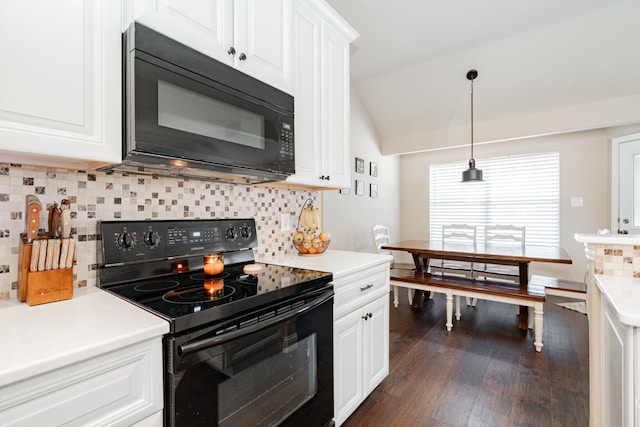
(325, 0), (640, 155)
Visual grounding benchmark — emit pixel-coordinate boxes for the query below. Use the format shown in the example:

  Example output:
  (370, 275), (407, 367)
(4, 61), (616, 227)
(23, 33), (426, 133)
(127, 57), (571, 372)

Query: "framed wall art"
(370, 183), (378, 198)
(355, 179), (364, 196)
(355, 157), (365, 174)
(370, 162), (378, 177)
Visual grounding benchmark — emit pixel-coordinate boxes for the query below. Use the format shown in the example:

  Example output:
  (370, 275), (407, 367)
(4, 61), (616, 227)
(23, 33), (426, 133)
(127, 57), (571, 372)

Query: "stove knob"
(117, 232), (135, 249)
(143, 231), (159, 247)
(226, 227), (237, 240)
(240, 226), (252, 238)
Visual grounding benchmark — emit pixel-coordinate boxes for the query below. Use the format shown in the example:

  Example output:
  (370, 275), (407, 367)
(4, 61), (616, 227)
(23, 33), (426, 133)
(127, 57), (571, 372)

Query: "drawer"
(0, 338), (163, 427)
(334, 263), (390, 319)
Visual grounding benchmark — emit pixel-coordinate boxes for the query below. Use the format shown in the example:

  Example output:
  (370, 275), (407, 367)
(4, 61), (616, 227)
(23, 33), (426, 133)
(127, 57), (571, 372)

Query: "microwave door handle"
(177, 289), (333, 357)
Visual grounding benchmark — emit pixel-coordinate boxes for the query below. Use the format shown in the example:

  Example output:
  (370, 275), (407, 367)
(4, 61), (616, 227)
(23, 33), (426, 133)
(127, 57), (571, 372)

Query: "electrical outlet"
(281, 214), (290, 231)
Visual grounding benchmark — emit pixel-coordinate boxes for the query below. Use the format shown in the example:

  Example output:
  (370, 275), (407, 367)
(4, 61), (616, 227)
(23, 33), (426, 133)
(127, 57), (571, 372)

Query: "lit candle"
(203, 253), (224, 275)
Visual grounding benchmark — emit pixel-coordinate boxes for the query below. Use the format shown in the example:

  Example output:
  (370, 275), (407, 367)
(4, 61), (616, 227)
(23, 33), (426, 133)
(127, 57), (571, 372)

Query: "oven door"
(166, 287), (334, 427)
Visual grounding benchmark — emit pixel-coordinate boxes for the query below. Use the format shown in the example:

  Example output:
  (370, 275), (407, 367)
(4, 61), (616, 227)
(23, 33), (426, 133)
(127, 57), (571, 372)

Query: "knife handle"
(65, 238), (75, 268)
(51, 239), (62, 270)
(30, 240), (41, 272)
(26, 202), (41, 242)
(60, 206), (71, 239)
(59, 238), (70, 270)
(37, 239), (48, 271)
(45, 239), (56, 270)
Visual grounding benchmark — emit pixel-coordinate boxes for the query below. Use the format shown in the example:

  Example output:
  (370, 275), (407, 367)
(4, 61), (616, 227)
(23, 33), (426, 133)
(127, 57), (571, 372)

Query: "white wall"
(322, 88), (401, 254)
(398, 128), (630, 282)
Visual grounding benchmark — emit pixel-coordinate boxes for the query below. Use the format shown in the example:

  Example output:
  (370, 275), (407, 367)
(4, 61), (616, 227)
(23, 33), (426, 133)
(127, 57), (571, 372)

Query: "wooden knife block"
(18, 234), (74, 306)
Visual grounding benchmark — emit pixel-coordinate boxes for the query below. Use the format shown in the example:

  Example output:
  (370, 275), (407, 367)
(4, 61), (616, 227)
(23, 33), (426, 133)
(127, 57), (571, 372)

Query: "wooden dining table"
(381, 240), (573, 329)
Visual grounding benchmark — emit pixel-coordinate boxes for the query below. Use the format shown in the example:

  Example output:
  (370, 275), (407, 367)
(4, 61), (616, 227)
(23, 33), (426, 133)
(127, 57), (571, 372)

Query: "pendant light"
(462, 69), (483, 182)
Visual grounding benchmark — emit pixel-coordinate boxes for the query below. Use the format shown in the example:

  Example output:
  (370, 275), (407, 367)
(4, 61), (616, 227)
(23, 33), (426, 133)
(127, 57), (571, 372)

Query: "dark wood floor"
(343, 292), (589, 427)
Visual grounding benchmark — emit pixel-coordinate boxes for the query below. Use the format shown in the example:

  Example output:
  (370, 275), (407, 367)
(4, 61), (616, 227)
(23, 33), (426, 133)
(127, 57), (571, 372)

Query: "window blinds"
(429, 152), (560, 246)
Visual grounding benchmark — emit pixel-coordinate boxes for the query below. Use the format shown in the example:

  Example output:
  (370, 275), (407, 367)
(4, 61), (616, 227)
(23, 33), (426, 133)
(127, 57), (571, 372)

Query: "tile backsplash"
(588, 243), (640, 278)
(0, 163), (318, 300)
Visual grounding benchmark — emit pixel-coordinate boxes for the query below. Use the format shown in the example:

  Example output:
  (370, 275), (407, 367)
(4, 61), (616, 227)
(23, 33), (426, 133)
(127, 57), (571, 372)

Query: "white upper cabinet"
(285, 0), (358, 189)
(129, 0), (293, 94)
(0, 0), (122, 169)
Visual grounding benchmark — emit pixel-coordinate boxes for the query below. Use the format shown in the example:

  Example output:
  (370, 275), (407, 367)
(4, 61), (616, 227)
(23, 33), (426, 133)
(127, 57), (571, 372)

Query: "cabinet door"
(363, 295), (390, 394)
(131, 0), (234, 67)
(132, 0), (291, 93)
(320, 21), (351, 189)
(334, 309), (364, 426)
(286, 0), (356, 189)
(602, 299), (633, 427)
(0, 338), (164, 426)
(288, 0), (323, 187)
(235, 0), (292, 93)
(0, 0), (121, 167)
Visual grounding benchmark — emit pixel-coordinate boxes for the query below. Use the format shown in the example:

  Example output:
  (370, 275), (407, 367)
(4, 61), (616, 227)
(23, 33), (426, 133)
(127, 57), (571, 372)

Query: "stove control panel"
(100, 219), (258, 265)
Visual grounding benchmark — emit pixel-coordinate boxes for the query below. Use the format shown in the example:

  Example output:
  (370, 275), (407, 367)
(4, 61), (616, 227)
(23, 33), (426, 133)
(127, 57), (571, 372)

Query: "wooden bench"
(390, 268), (546, 352)
(529, 274), (586, 300)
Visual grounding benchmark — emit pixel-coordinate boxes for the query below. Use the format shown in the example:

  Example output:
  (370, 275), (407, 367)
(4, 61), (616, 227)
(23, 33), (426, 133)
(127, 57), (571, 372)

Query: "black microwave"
(101, 23), (295, 184)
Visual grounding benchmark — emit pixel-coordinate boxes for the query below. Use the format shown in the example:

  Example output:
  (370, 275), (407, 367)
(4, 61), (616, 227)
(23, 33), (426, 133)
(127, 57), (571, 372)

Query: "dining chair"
(429, 223), (477, 307)
(475, 224), (526, 282)
(371, 224), (420, 307)
(472, 224), (526, 311)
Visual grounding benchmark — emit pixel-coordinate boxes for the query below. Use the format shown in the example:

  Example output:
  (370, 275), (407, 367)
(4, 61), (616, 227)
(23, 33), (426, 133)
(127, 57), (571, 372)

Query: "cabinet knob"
(227, 46), (236, 55)
(239, 53), (247, 61)
(361, 313), (372, 320)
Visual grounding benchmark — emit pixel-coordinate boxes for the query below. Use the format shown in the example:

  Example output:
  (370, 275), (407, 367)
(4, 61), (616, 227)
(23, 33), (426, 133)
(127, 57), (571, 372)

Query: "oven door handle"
(178, 289), (334, 357)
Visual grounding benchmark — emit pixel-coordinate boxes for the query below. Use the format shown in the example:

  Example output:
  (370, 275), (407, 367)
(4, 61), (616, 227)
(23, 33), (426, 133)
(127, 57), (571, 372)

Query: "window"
(429, 152), (560, 246)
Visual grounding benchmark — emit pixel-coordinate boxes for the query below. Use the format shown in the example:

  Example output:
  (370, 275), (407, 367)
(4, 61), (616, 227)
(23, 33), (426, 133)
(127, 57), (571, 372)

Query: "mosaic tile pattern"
(0, 163), (318, 300)
(587, 243), (640, 278)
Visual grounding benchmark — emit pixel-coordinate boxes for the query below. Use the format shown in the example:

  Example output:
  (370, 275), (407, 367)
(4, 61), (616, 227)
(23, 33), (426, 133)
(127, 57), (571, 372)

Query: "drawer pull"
(360, 284), (374, 292)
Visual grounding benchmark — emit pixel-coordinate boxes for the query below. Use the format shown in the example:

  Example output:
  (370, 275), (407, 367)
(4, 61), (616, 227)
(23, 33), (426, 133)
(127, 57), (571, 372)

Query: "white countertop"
(595, 275), (640, 327)
(0, 287), (169, 387)
(575, 233), (640, 245)
(256, 250), (393, 279)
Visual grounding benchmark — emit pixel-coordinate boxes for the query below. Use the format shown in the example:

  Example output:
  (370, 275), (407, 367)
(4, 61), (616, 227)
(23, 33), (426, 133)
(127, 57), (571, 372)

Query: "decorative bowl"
(293, 239), (330, 256)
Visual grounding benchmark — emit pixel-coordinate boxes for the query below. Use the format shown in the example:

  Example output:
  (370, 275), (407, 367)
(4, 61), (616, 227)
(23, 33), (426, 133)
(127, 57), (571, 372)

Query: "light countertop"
(575, 233), (640, 245)
(256, 249), (393, 278)
(595, 275), (640, 327)
(0, 287), (169, 387)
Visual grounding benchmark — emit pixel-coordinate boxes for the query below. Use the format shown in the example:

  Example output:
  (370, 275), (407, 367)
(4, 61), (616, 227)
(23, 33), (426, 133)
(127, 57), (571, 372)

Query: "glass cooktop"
(103, 262), (332, 333)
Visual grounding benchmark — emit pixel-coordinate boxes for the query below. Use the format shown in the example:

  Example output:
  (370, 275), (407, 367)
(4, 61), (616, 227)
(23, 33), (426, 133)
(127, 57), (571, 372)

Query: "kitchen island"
(0, 286), (169, 426)
(575, 233), (640, 427)
(257, 249), (393, 426)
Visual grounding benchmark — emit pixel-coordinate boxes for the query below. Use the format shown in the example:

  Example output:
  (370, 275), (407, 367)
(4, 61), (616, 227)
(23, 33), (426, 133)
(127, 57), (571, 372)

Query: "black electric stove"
(98, 219), (333, 334)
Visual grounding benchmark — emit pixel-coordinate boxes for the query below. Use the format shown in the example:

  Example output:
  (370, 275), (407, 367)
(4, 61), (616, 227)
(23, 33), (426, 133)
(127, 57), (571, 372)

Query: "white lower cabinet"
(333, 262), (390, 426)
(0, 338), (164, 427)
(601, 296), (637, 427)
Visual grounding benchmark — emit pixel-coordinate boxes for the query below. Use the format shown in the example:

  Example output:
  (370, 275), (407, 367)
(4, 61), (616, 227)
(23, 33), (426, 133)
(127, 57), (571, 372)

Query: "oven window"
(157, 80), (266, 150)
(173, 322), (318, 426)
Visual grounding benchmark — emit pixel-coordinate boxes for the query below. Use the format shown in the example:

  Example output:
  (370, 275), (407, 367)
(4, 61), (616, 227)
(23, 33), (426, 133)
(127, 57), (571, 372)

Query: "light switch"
(281, 213), (290, 231)
(570, 197), (583, 207)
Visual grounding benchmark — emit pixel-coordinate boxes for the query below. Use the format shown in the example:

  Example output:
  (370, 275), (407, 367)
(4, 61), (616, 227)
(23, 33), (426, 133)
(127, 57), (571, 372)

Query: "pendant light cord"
(470, 77), (474, 160)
